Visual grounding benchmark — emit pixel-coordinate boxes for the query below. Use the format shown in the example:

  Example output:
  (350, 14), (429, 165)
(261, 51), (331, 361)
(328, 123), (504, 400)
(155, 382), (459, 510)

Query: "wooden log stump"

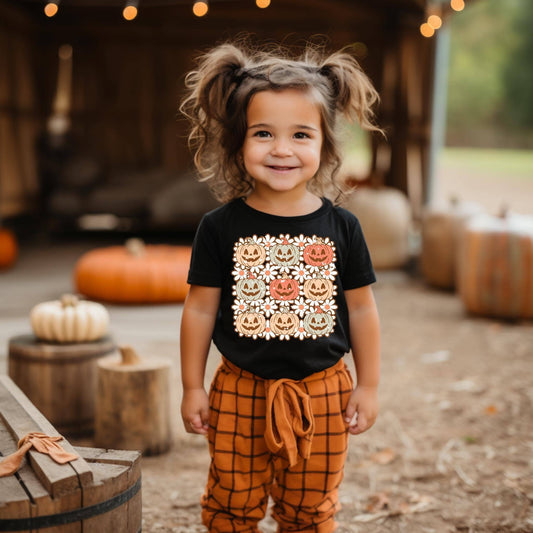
(0, 376), (142, 532)
(8, 334), (115, 436)
(95, 346), (171, 456)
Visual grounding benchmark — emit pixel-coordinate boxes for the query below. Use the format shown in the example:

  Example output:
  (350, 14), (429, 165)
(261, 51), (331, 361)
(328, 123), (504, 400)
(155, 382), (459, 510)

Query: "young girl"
(180, 41), (381, 533)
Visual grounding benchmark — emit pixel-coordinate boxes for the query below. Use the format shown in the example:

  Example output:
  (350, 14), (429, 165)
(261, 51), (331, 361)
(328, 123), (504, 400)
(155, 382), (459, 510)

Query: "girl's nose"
(271, 139), (293, 156)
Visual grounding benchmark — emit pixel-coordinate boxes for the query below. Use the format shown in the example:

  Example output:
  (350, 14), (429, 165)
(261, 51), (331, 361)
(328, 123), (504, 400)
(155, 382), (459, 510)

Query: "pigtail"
(318, 50), (382, 134)
(180, 44), (250, 194)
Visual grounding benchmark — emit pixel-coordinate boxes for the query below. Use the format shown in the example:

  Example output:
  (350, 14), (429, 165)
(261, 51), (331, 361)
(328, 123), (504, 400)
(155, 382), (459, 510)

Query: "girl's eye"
(294, 132), (310, 139)
(254, 130), (271, 138)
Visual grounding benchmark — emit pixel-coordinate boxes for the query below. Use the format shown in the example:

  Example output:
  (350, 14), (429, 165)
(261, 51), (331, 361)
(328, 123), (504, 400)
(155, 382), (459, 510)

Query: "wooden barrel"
(0, 376), (142, 532)
(95, 346), (172, 456)
(8, 334), (115, 435)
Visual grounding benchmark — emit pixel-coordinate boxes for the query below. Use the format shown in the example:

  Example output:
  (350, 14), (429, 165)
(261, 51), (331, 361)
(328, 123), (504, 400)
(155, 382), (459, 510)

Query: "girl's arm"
(344, 285), (381, 435)
(180, 284), (221, 435)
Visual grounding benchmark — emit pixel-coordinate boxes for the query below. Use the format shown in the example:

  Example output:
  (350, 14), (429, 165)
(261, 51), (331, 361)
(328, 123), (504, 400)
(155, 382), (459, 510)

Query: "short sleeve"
(187, 215), (223, 287)
(340, 216), (376, 290)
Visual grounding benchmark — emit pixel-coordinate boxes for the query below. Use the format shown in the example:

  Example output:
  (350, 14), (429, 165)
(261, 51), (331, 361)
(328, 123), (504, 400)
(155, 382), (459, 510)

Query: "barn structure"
(0, 0), (452, 231)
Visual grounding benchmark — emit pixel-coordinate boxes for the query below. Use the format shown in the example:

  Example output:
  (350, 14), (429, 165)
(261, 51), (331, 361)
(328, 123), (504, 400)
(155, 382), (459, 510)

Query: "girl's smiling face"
(242, 89), (323, 198)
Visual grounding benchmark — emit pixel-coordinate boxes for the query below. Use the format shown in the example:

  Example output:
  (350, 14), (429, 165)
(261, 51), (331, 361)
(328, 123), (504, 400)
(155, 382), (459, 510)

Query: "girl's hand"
(344, 385), (379, 435)
(181, 388), (210, 435)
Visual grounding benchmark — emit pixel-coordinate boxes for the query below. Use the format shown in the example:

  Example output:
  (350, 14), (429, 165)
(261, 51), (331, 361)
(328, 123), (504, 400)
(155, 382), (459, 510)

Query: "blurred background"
(0, 1), (532, 531)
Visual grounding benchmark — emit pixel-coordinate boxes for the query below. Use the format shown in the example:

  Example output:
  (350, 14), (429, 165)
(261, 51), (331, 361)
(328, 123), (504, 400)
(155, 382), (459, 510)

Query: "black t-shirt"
(187, 197), (376, 379)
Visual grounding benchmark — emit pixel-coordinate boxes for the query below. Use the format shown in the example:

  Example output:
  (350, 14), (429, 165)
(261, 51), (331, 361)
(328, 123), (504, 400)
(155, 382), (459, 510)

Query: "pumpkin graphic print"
(232, 234), (337, 340)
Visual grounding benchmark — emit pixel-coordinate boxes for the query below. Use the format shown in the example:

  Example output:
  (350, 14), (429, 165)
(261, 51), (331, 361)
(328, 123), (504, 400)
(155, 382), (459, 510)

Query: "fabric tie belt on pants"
(221, 358), (348, 467)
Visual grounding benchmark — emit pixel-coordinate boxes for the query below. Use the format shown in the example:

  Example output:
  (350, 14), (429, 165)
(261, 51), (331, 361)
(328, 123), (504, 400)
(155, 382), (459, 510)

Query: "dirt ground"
(134, 270), (532, 533)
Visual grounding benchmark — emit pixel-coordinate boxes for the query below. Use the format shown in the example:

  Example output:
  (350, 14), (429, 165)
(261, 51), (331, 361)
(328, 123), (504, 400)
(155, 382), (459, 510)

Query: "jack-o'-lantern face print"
(270, 242), (299, 266)
(235, 312), (266, 337)
(270, 276), (299, 301)
(232, 234), (337, 340)
(303, 278), (334, 301)
(303, 240), (334, 266)
(235, 241), (266, 267)
(236, 276), (266, 301)
(303, 309), (334, 337)
(270, 310), (299, 336)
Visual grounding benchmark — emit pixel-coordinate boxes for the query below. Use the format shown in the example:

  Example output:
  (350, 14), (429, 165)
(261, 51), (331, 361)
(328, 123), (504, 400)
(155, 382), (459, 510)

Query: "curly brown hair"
(180, 40), (382, 203)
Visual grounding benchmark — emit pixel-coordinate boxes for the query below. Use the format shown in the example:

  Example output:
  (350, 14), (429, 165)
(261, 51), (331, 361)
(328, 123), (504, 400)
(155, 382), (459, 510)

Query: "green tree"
(503, 0), (533, 128)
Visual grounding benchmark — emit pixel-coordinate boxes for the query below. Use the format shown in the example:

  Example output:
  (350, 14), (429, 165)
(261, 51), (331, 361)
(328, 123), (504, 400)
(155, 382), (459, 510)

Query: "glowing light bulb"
(428, 15), (442, 29)
(256, 0), (271, 7)
(451, 0), (465, 12)
(193, 1), (208, 16)
(123, 5), (138, 20)
(44, 2), (59, 17)
(420, 23), (435, 38)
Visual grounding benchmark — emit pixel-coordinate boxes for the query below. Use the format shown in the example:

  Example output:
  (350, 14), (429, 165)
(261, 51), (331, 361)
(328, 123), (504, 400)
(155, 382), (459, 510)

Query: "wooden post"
(95, 346), (172, 456)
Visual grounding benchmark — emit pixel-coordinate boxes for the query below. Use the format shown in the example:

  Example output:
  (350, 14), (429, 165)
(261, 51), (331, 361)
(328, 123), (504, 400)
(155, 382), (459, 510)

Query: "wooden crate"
(0, 376), (142, 532)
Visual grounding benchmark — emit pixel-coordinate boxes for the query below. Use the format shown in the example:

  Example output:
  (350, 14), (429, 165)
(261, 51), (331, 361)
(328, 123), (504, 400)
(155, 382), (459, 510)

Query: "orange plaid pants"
(201, 357), (354, 533)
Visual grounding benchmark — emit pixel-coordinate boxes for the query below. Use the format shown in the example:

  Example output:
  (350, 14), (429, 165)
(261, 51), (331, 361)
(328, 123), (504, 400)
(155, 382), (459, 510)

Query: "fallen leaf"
(484, 404), (498, 415)
(366, 492), (390, 513)
(370, 447), (396, 465)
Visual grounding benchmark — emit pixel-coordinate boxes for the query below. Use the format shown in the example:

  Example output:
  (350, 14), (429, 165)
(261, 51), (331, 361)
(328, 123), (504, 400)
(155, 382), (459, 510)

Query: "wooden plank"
(74, 447), (142, 533)
(0, 422), (31, 521)
(0, 376), (93, 497)
(1, 406), (82, 531)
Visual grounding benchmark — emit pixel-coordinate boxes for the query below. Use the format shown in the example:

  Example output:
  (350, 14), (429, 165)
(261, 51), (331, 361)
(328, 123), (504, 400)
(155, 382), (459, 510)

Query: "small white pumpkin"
(30, 294), (109, 343)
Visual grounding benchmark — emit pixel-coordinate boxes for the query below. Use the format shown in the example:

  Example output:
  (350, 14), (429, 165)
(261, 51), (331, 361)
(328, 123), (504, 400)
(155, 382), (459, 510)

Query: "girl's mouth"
(268, 165), (296, 171)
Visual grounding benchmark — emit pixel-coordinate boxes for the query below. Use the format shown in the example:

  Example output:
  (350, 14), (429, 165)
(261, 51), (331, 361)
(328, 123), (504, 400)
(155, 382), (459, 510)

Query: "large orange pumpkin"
(457, 212), (533, 319)
(74, 238), (192, 303)
(0, 228), (18, 270)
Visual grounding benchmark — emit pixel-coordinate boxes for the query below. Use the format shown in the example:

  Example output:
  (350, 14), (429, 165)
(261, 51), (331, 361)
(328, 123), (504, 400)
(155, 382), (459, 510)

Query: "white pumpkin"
(421, 197), (484, 289)
(343, 186), (412, 269)
(30, 294), (109, 343)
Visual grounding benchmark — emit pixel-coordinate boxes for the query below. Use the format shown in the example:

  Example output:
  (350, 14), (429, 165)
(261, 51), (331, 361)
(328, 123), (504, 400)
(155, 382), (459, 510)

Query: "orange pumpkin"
(457, 212), (533, 319)
(0, 228), (18, 270)
(74, 238), (192, 303)
(303, 240), (334, 267)
(269, 275), (300, 301)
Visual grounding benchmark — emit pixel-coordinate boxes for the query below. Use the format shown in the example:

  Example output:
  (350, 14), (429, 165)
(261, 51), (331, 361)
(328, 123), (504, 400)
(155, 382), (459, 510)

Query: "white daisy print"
(320, 265), (338, 280)
(261, 297), (278, 317)
(290, 297), (310, 317)
(321, 298), (338, 314)
(257, 234), (276, 249)
(232, 266), (249, 280)
(294, 234), (311, 249)
(232, 299), (249, 314)
(261, 323), (276, 340)
(275, 233), (292, 245)
(261, 264), (279, 283)
(291, 263), (312, 283)
(294, 323), (308, 340)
